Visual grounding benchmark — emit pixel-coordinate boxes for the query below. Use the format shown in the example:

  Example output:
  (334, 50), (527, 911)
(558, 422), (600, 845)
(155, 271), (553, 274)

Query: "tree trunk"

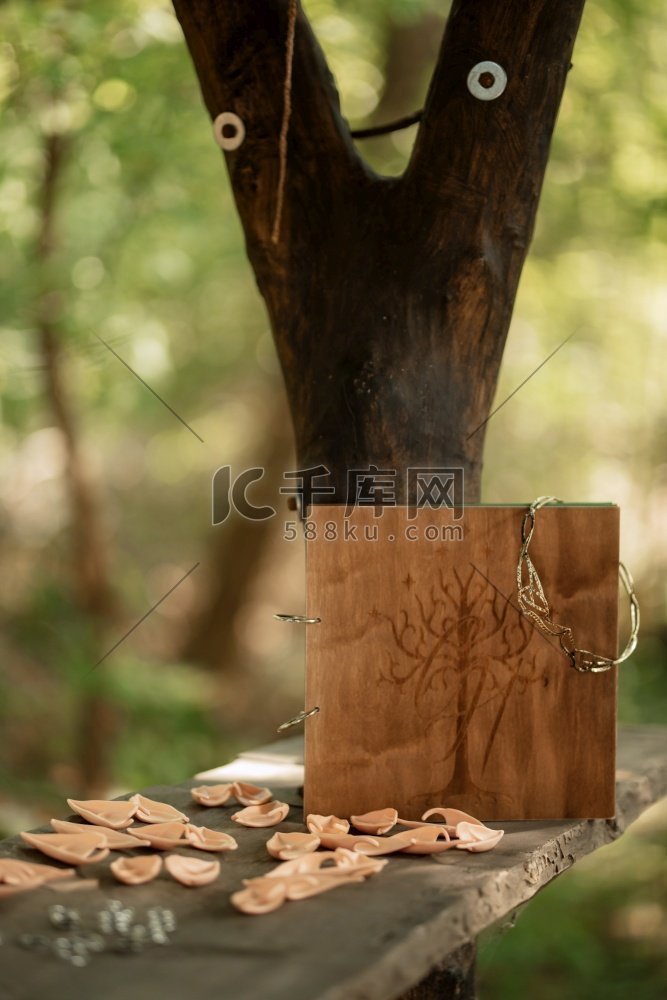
(172, 0), (585, 503)
(181, 389), (294, 672)
(36, 132), (118, 796)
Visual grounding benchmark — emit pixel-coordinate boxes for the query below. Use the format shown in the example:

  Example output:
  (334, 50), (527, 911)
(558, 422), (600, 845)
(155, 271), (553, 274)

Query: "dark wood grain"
(171, 0), (586, 502)
(0, 727), (665, 1000)
(304, 505), (619, 820)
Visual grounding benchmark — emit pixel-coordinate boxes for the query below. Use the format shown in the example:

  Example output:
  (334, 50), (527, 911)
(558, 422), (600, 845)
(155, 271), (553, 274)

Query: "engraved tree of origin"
(374, 566), (542, 809)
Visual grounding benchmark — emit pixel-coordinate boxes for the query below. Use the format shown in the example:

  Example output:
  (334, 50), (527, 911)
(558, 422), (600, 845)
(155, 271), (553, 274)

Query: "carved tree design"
(374, 567), (542, 806)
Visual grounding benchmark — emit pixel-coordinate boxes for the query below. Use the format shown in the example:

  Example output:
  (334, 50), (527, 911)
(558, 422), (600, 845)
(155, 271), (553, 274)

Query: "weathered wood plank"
(305, 505), (619, 821)
(0, 726), (665, 1000)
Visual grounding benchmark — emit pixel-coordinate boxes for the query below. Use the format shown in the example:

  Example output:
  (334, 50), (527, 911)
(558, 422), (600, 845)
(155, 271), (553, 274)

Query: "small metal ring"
(277, 707), (320, 733)
(213, 112), (245, 151)
(467, 61), (507, 101)
(274, 614), (321, 624)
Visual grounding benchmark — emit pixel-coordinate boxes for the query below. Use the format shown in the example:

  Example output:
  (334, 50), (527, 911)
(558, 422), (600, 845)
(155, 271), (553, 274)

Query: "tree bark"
(36, 132), (117, 796)
(181, 389), (294, 672)
(172, 0), (585, 503)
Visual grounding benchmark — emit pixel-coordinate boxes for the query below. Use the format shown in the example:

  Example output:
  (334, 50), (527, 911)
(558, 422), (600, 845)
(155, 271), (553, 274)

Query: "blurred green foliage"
(0, 0), (665, 995)
(478, 798), (667, 1000)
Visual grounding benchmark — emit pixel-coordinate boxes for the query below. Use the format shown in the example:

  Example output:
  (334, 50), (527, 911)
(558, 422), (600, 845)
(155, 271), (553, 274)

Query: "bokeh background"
(0, 0), (665, 995)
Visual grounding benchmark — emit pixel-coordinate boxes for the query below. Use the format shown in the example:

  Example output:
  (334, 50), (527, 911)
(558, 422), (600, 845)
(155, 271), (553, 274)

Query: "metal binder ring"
(274, 614), (321, 624)
(277, 707), (320, 733)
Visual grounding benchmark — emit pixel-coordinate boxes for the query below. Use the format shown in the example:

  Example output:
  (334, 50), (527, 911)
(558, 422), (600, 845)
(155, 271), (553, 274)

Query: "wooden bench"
(1, 724), (665, 1000)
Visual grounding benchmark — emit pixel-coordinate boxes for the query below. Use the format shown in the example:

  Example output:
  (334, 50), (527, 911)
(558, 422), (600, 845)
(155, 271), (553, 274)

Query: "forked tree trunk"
(172, 0), (585, 502)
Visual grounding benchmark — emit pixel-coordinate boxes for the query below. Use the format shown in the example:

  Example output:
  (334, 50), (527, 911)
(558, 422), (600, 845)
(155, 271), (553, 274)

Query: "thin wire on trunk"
(271, 0), (297, 245)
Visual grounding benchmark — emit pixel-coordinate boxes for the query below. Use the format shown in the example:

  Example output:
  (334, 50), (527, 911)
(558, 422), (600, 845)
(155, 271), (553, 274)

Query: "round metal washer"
(467, 61), (507, 101)
(213, 112), (246, 151)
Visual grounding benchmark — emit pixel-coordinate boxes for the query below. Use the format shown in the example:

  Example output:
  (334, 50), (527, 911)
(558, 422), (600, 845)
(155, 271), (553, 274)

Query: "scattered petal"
(231, 801), (289, 828)
(455, 822), (504, 853)
(165, 855), (220, 886)
(51, 819), (150, 850)
(315, 831), (384, 853)
(350, 808), (398, 835)
(111, 854), (162, 885)
(191, 784), (234, 807)
(399, 826), (457, 855)
(305, 814), (350, 836)
(409, 809), (504, 852)
(48, 878), (100, 892)
(266, 832), (320, 860)
(233, 847), (386, 915)
(231, 782), (273, 806)
(397, 817), (452, 836)
(185, 826), (238, 852)
(20, 832), (109, 866)
(127, 822), (188, 850)
(330, 849), (388, 876)
(264, 848), (387, 879)
(283, 872), (365, 900)
(231, 881), (287, 915)
(67, 798), (136, 830)
(0, 859), (76, 885)
(131, 794), (188, 824)
(422, 807), (482, 827)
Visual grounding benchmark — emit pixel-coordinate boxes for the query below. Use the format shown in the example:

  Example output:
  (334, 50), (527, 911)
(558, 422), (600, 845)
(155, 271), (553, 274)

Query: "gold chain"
(517, 496), (640, 673)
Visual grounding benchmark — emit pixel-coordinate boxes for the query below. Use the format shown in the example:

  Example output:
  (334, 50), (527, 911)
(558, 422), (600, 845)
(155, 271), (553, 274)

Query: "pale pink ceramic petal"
(0, 859), (76, 885)
(264, 848), (387, 879)
(400, 838), (459, 854)
(284, 873), (366, 900)
(349, 830), (428, 856)
(165, 855), (220, 886)
(315, 831), (383, 852)
(232, 782), (273, 806)
(47, 879), (100, 892)
(262, 853), (336, 878)
(422, 807), (484, 827)
(350, 808), (399, 835)
(235, 847), (386, 913)
(316, 831), (426, 857)
(131, 794), (188, 824)
(231, 882), (288, 914)
(51, 819), (151, 849)
(330, 848), (388, 875)
(127, 822), (188, 850)
(305, 814), (350, 836)
(455, 821), (492, 842)
(403, 826), (443, 843)
(396, 818), (453, 836)
(455, 824), (504, 852)
(393, 825), (456, 854)
(190, 784), (234, 807)
(231, 802), (289, 828)
(185, 825), (238, 852)
(67, 798), (136, 830)
(20, 832), (109, 866)
(111, 855), (162, 885)
(266, 832), (320, 860)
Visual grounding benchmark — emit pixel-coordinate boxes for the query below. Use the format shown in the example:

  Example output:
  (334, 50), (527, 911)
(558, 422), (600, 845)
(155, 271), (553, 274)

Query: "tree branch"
(172, 0), (366, 267)
(407, 0), (585, 254)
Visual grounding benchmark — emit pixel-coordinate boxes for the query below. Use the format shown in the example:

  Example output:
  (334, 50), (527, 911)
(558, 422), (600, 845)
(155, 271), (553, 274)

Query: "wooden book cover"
(304, 505), (619, 821)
